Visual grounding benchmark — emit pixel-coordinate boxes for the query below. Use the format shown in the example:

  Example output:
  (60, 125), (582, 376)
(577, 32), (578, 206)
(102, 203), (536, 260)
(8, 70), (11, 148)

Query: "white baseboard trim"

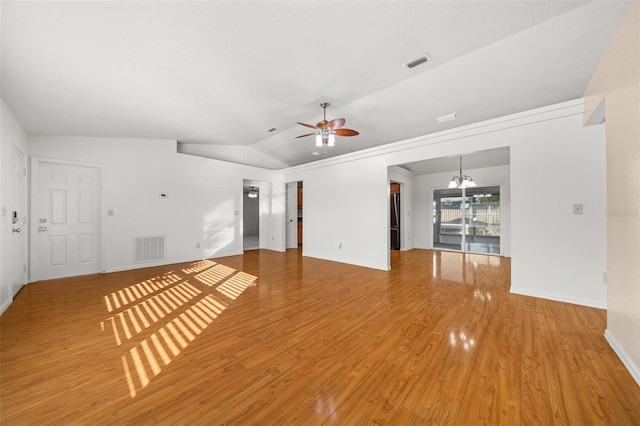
(604, 329), (640, 387)
(0, 297), (13, 316)
(510, 287), (606, 309)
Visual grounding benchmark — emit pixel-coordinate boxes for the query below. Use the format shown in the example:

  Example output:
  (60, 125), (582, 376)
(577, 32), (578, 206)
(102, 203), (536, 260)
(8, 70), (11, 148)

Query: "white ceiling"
(399, 147), (510, 176)
(1, 1), (630, 170)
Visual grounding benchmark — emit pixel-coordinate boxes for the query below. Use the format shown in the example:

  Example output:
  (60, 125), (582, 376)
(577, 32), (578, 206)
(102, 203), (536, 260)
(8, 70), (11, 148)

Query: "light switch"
(108, 209), (115, 216)
(573, 204), (583, 215)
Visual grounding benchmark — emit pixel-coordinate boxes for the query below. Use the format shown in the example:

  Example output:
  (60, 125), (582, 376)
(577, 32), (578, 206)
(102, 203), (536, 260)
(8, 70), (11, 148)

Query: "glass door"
(463, 186), (500, 254)
(433, 188), (464, 252)
(433, 186), (500, 255)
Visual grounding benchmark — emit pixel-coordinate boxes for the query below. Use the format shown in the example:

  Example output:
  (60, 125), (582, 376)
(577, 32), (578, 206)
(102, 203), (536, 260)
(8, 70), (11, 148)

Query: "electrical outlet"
(196, 243), (201, 248)
(573, 204), (583, 215)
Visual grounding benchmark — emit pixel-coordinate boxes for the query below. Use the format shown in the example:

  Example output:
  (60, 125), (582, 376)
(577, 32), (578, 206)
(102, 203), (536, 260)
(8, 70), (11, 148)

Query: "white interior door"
(35, 161), (102, 280)
(285, 182), (298, 249)
(10, 146), (27, 293)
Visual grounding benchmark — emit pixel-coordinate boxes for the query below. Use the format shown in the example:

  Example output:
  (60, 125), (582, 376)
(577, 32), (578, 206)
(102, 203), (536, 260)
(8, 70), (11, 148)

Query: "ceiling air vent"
(405, 53), (431, 69)
(437, 112), (458, 123)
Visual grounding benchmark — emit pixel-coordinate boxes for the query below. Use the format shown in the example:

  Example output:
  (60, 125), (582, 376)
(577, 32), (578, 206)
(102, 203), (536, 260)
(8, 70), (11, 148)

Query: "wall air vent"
(405, 53), (431, 69)
(133, 235), (167, 264)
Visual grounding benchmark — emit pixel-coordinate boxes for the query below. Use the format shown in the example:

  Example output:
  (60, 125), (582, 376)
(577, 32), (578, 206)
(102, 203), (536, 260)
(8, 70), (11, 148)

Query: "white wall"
(509, 119), (606, 308)
(273, 99), (607, 308)
(413, 165), (511, 257)
(583, 1), (640, 383)
(1, 100), (28, 314)
(280, 156), (390, 270)
(28, 135), (273, 273)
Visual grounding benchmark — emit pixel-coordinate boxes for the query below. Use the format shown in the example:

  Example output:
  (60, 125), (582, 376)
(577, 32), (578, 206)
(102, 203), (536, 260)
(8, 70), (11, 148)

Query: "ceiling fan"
(295, 102), (359, 147)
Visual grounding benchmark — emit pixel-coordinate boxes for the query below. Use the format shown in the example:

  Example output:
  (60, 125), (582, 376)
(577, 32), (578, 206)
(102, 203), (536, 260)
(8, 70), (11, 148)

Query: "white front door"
(35, 160), (102, 280)
(10, 146), (27, 293)
(285, 182), (298, 249)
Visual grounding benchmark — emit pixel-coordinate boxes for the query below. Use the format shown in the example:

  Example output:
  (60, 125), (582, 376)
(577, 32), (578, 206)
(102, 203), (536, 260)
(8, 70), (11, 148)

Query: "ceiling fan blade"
(328, 118), (346, 129)
(295, 132), (316, 139)
(334, 128), (359, 137)
(297, 122), (318, 130)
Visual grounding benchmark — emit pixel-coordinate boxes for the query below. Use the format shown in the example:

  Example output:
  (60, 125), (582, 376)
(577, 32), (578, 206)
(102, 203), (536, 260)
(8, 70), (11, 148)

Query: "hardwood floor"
(1, 249), (639, 425)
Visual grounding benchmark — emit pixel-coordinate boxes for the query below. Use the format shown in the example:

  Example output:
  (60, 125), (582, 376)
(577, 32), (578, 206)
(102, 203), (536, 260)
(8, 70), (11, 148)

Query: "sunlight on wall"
(204, 225), (236, 257)
(100, 259), (257, 398)
(202, 200), (237, 257)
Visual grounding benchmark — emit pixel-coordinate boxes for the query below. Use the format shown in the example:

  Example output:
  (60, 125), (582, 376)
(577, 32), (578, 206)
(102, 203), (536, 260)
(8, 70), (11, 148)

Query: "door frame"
(242, 179), (269, 251)
(10, 145), (28, 293)
(284, 181), (299, 249)
(389, 181), (402, 250)
(30, 157), (107, 281)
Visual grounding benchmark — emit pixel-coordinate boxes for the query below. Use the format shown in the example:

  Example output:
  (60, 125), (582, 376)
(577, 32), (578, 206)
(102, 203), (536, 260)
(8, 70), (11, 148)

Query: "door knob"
(12, 228), (20, 233)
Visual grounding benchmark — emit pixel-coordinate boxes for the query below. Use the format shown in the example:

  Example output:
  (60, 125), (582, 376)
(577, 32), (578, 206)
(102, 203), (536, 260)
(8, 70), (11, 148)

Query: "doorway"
(390, 182), (401, 250)
(433, 185), (501, 254)
(242, 179), (268, 252)
(243, 184), (260, 251)
(285, 181), (302, 249)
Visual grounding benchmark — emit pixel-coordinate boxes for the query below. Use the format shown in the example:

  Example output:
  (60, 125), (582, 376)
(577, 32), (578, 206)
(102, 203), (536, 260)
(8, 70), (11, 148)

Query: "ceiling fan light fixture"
(295, 102), (359, 148)
(247, 187), (258, 198)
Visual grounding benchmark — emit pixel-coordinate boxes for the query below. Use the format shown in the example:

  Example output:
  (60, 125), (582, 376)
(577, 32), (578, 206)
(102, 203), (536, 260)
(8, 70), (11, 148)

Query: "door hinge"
(22, 168), (27, 177)
(23, 265), (27, 273)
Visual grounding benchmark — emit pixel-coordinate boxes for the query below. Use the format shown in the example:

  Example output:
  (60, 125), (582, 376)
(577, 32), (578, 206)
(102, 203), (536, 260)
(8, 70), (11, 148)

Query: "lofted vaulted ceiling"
(1, 1), (630, 170)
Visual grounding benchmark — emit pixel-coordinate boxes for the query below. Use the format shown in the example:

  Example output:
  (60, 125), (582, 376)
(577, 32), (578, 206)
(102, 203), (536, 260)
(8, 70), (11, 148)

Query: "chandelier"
(247, 187), (258, 198)
(448, 156), (476, 189)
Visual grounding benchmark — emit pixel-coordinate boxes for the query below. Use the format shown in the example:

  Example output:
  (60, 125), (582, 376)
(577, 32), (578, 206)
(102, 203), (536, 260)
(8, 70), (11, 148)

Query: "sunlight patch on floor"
(101, 259), (258, 398)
